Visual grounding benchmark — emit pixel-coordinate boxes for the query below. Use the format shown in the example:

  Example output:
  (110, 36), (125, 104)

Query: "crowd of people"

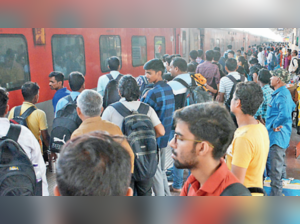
(0, 41), (298, 196)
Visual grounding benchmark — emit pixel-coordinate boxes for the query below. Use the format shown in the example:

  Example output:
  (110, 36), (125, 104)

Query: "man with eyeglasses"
(169, 102), (251, 196)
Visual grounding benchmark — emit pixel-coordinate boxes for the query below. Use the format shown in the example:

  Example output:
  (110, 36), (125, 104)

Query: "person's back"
(8, 82), (49, 151)
(54, 132), (133, 196)
(0, 87), (49, 196)
(71, 89), (134, 173)
(227, 82), (269, 192)
(97, 56), (122, 97)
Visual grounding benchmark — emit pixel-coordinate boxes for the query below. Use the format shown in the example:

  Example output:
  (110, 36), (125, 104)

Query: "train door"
(181, 29), (189, 61)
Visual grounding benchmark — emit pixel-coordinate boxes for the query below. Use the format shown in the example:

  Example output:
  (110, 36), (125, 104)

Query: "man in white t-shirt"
(217, 58), (245, 110)
(97, 56), (122, 96)
(0, 87), (49, 196)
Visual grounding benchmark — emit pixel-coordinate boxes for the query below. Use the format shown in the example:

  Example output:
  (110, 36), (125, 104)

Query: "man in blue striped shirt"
(254, 69), (274, 124)
(141, 59), (175, 196)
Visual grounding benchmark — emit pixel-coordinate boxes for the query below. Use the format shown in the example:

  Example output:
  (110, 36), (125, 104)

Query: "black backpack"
(111, 102), (158, 181)
(292, 58), (300, 74)
(10, 106), (36, 128)
(0, 124), (38, 196)
(50, 95), (82, 153)
(225, 74), (245, 110)
(174, 78), (212, 108)
(103, 74), (123, 109)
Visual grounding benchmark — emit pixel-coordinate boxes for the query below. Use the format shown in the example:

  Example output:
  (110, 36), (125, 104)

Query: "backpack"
(103, 74), (123, 109)
(174, 77), (212, 108)
(10, 106), (36, 128)
(225, 74), (245, 110)
(247, 49), (252, 56)
(292, 58), (300, 74)
(270, 53), (278, 67)
(50, 95), (82, 153)
(0, 124), (38, 196)
(111, 102), (158, 181)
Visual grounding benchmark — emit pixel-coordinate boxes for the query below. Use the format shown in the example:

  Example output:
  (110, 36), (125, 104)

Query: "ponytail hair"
(118, 75), (140, 101)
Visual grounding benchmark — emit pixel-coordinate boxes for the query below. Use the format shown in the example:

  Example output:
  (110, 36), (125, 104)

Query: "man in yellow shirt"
(8, 82), (50, 153)
(71, 89), (135, 173)
(227, 82), (269, 191)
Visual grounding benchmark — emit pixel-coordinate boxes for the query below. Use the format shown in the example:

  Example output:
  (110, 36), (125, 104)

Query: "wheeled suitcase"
(264, 177), (300, 196)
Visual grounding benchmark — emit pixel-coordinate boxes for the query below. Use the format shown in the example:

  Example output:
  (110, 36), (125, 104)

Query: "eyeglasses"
(173, 133), (214, 148)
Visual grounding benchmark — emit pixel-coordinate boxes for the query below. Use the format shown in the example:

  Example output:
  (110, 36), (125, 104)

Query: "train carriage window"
(100, 35), (122, 72)
(154, 36), (165, 59)
(132, 36), (147, 67)
(51, 35), (85, 79)
(0, 34), (30, 91)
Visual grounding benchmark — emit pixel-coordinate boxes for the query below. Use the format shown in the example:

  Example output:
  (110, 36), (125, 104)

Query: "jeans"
(269, 145), (287, 196)
(152, 147), (171, 196)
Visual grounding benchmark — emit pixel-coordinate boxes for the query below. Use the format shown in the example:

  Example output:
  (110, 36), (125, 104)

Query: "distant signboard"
(277, 28), (284, 31)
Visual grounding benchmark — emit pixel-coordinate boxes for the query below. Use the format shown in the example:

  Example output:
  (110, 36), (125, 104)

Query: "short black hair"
(118, 75), (140, 101)
(225, 58), (237, 72)
(56, 131), (132, 196)
(213, 47), (220, 52)
(69, 72), (85, 91)
(249, 58), (258, 65)
(213, 50), (221, 61)
(162, 54), (169, 62)
(258, 68), (271, 84)
(174, 102), (236, 160)
(0, 87), (8, 117)
(237, 50), (241, 53)
(21, 82), (40, 102)
(234, 82), (263, 116)
(49, 71), (64, 85)
(259, 47), (263, 52)
(227, 45), (232, 49)
(270, 48), (274, 52)
(228, 50), (235, 56)
(205, 50), (214, 61)
(107, 56), (120, 71)
(143, 59), (165, 76)
(241, 47), (244, 51)
(197, 50), (203, 57)
(187, 63), (196, 73)
(166, 55), (176, 65)
(189, 50), (198, 60)
(175, 54), (181, 57)
(172, 57), (187, 72)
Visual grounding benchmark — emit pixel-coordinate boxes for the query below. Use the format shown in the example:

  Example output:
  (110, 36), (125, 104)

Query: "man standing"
(97, 56), (122, 96)
(8, 82), (50, 153)
(267, 48), (276, 71)
(266, 68), (295, 196)
(257, 47), (265, 67)
(196, 50), (220, 95)
(170, 102), (251, 196)
(189, 50), (198, 69)
(227, 82), (269, 193)
(0, 87), (48, 196)
(49, 71), (70, 113)
(289, 50), (299, 82)
(254, 69), (274, 125)
(71, 89), (134, 173)
(141, 59), (175, 196)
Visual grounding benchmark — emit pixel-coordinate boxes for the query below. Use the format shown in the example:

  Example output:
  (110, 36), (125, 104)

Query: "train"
(0, 28), (272, 129)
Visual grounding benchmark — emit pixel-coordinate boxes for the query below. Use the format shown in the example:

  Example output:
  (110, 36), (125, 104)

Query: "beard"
(173, 146), (197, 170)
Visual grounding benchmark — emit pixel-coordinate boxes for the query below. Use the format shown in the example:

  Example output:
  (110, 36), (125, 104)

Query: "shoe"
(167, 174), (174, 182)
(169, 185), (182, 193)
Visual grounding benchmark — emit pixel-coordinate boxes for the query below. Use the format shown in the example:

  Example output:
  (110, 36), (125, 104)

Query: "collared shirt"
(8, 102), (48, 149)
(266, 86), (296, 149)
(55, 91), (80, 117)
(180, 159), (240, 196)
(258, 52), (265, 66)
(102, 98), (161, 131)
(71, 116), (135, 173)
(0, 118), (49, 196)
(196, 58), (204, 64)
(195, 61), (220, 87)
(52, 87), (70, 112)
(168, 73), (192, 110)
(141, 81), (175, 148)
(289, 56), (298, 74)
(97, 71), (121, 96)
(255, 85), (274, 120)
